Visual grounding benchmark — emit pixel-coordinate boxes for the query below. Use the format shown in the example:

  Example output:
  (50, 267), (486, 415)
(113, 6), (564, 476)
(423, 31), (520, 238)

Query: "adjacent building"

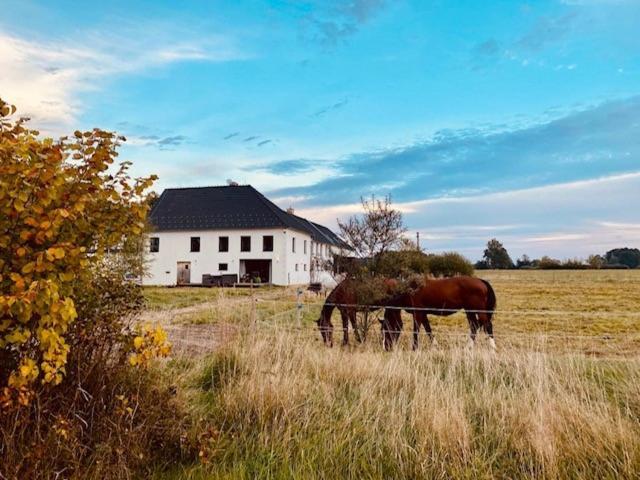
(144, 184), (347, 286)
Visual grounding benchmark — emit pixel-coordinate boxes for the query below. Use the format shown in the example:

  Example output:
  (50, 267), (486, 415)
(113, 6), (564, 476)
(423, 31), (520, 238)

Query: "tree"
(605, 248), (640, 269)
(538, 256), (561, 269)
(587, 254), (605, 269)
(482, 239), (514, 269)
(338, 195), (406, 262)
(516, 254), (532, 269)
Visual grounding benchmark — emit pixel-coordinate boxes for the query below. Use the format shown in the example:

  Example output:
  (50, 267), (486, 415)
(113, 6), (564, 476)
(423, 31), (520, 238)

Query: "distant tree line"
(474, 239), (640, 270)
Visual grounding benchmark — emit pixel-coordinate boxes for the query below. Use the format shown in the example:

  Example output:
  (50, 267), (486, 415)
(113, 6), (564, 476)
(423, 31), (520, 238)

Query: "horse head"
(380, 308), (402, 350)
(316, 311), (334, 347)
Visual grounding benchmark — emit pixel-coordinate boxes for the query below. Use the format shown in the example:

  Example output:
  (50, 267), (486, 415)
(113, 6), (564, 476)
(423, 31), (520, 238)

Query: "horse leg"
(466, 312), (479, 349)
(350, 309), (362, 343)
(339, 309), (349, 346)
(423, 314), (437, 346)
(412, 311), (421, 350)
(478, 312), (497, 350)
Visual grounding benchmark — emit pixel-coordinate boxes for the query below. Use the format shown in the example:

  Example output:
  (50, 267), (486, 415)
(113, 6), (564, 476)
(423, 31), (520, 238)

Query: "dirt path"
(140, 303), (241, 355)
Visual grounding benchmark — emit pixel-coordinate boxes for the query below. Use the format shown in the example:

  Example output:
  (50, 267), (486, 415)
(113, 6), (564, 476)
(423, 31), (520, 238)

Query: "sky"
(1, 0), (639, 260)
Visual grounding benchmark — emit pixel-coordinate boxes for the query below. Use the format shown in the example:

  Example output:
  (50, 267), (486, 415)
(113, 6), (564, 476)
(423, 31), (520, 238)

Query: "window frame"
(190, 236), (200, 252)
(149, 237), (160, 253)
(263, 235), (274, 252)
(218, 263), (228, 271)
(240, 235), (251, 252)
(218, 236), (229, 252)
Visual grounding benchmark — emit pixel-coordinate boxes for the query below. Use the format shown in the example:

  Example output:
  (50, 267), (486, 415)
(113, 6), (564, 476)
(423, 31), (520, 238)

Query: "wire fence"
(153, 292), (640, 358)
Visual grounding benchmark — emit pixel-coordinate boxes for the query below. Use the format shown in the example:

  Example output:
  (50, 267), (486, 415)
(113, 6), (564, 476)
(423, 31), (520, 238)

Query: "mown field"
(146, 270), (640, 479)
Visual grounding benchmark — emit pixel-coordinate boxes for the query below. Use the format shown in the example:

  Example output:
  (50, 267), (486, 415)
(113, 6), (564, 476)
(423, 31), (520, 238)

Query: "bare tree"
(337, 195), (406, 260)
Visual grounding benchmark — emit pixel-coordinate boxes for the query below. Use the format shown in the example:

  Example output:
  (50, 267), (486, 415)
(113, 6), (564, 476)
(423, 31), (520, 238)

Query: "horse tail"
(480, 279), (496, 321)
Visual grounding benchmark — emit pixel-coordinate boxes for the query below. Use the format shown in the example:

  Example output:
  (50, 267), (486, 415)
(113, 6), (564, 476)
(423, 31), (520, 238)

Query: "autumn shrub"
(426, 251), (475, 277)
(0, 99), (190, 478)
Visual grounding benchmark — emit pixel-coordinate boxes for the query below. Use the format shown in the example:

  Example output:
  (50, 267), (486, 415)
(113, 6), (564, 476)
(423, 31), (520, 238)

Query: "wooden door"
(177, 262), (191, 285)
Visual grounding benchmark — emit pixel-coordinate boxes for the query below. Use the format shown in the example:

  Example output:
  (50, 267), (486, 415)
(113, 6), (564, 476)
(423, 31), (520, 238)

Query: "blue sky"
(1, 0), (639, 259)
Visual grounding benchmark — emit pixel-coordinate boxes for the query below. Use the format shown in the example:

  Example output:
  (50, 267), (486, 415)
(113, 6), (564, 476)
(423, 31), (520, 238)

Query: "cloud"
(269, 96), (640, 206)
(473, 38), (500, 56)
(243, 136), (259, 142)
(157, 135), (188, 149)
(299, 0), (388, 46)
(311, 98), (349, 117)
(294, 172), (640, 260)
(125, 134), (188, 150)
(223, 132), (240, 140)
(255, 159), (325, 175)
(517, 13), (578, 51)
(0, 28), (246, 132)
(257, 139), (272, 147)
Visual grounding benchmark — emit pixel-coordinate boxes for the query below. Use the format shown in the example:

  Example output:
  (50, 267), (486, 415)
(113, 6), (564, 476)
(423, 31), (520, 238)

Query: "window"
(241, 236), (251, 252)
(295, 264), (298, 271)
(219, 236), (229, 252)
(303, 240), (307, 254)
(263, 235), (274, 252)
(219, 263), (228, 271)
(149, 237), (159, 252)
(190, 237), (200, 252)
(310, 242), (314, 255)
(304, 264), (307, 271)
(292, 237), (296, 253)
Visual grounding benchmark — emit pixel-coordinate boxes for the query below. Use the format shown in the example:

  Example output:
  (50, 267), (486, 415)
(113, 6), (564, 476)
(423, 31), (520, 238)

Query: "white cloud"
(0, 28), (246, 132)
(295, 172), (640, 259)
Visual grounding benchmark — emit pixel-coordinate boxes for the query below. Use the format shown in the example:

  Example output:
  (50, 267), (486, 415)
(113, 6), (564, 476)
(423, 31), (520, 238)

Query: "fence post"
(296, 288), (303, 327)
(250, 281), (256, 324)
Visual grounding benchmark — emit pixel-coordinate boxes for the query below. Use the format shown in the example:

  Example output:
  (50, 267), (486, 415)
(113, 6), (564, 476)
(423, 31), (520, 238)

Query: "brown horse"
(381, 276), (497, 350)
(317, 277), (397, 346)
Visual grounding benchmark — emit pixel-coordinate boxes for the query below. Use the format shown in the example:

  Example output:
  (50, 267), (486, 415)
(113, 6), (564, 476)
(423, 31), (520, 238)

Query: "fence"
(152, 291), (640, 358)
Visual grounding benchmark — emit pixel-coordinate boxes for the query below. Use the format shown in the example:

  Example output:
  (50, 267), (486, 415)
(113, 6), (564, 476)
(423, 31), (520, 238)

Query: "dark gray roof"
(149, 185), (346, 247)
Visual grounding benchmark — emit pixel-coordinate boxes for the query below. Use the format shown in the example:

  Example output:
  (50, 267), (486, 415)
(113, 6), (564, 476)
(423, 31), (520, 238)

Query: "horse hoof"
(489, 338), (497, 351)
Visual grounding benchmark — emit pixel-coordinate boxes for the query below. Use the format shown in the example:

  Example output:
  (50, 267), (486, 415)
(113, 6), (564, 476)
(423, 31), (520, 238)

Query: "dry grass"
(146, 270), (640, 479)
(157, 330), (640, 479)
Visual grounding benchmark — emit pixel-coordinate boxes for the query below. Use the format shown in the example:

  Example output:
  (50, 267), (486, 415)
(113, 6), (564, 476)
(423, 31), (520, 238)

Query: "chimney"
(286, 207), (295, 215)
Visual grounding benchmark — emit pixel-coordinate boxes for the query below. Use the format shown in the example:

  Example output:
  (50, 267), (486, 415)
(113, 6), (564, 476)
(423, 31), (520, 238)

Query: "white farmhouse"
(144, 185), (347, 286)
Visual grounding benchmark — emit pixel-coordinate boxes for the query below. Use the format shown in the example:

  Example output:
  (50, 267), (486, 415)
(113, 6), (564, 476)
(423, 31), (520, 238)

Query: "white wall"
(144, 228), (317, 286)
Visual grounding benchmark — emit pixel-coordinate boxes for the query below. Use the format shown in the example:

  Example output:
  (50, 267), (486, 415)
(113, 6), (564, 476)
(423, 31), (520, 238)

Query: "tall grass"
(161, 328), (640, 479)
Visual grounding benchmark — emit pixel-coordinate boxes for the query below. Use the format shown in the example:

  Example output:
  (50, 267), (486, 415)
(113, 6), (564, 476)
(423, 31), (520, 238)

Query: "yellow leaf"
(21, 262), (35, 274)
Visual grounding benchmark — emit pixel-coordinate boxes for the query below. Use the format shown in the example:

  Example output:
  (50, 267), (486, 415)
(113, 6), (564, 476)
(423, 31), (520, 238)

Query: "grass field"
(146, 270), (640, 479)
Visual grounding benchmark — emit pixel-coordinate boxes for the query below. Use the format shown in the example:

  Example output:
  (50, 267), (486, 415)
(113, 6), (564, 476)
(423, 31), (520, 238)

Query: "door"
(177, 262), (191, 285)
(240, 259), (271, 283)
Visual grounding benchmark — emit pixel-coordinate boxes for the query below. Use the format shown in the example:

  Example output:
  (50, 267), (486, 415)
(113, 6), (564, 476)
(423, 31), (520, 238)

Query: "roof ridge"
(160, 184), (251, 191)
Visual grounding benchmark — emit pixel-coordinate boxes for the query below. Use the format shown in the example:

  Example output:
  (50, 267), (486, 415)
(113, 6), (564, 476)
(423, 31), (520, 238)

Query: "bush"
(0, 99), (189, 477)
(373, 250), (430, 279)
(426, 252), (474, 277)
(537, 256), (562, 269)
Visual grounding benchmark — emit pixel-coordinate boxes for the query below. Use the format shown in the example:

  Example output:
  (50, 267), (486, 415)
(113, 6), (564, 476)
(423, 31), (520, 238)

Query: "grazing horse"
(317, 277), (397, 346)
(381, 276), (497, 350)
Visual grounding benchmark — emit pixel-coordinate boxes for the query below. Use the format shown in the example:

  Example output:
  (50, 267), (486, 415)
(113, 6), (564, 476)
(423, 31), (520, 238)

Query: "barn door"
(177, 262), (191, 285)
